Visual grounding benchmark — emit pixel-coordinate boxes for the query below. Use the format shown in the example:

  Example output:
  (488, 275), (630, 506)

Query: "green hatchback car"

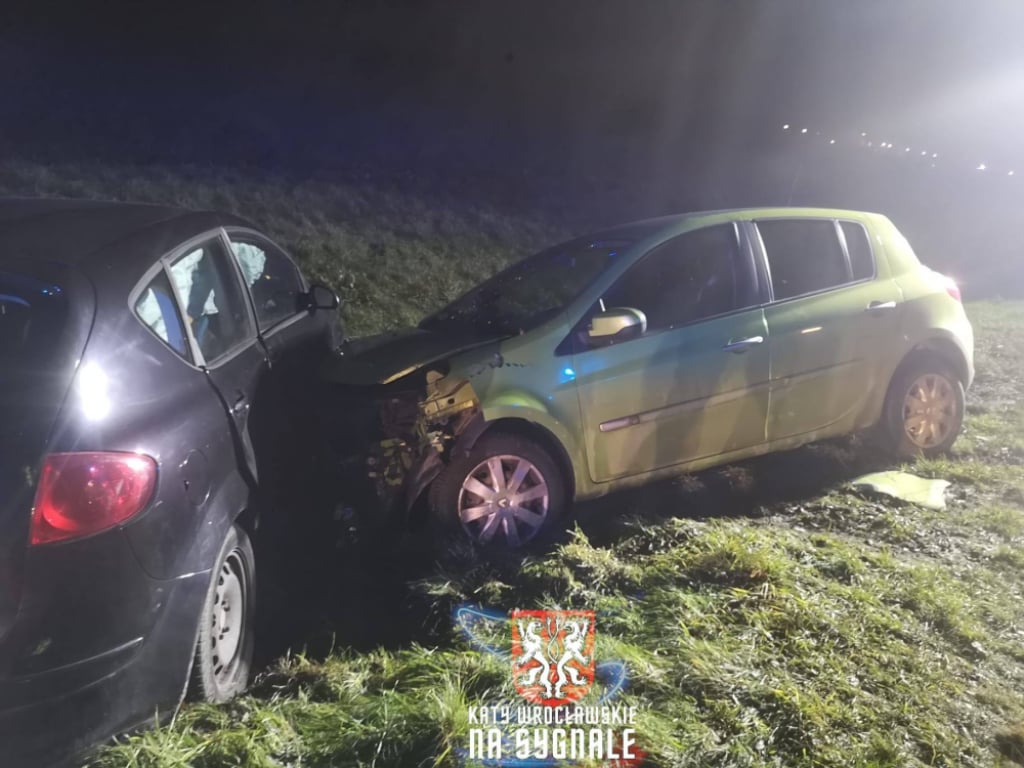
(328, 207), (974, 548)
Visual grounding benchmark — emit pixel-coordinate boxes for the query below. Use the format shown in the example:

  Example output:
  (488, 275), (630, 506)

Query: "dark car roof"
(0, 198), (252, 273)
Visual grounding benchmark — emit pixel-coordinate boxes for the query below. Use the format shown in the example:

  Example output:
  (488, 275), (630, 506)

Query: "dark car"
(0, 198), (340, 765)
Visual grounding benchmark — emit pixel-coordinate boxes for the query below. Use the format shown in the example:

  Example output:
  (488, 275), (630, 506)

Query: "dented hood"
(324, 327), (501, 386)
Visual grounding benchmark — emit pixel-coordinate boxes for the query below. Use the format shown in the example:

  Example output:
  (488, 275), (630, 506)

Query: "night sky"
(5, 1), (1022, 156)
(1, 1), (1022, 290)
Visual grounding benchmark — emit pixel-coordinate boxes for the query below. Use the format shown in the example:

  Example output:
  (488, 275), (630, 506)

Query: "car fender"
(169, 468), (250, 578)
(477, 391), (586, 496)
(891, 327), (974, 389)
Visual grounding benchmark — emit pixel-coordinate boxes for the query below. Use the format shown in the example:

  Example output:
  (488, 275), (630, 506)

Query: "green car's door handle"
(722, 336), (764, 353)
(865, 300), (897, 312)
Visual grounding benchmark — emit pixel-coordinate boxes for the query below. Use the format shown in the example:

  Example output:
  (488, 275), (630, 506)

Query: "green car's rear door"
(571, 223), (771, 483)
(754, 218), (903, 441)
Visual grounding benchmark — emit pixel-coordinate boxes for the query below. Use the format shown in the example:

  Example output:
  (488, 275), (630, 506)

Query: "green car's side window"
(839, 220), (876, 281)
(600, 223), (755, 334)
(757, 219), (851, 300)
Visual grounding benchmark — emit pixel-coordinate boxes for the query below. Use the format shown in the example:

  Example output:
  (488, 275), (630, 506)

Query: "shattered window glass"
(229, 238), (304, 331)
(168, 239), (253, 362)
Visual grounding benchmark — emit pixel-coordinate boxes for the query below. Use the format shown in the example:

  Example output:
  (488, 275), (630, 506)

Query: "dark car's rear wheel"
(882, 359), (965, 459)
(190, 524), (255, 703)
(430, 432), (567, 549)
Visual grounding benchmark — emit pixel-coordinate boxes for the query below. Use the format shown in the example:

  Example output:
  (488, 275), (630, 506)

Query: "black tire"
(189, 524), (256, 703)
(881, 359), (965, 459)
(429, 431), (568, 549)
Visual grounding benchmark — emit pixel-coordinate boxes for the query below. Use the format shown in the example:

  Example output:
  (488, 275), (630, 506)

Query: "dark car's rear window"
(0, 266), (92, 464)
(1, 273), (71, 368)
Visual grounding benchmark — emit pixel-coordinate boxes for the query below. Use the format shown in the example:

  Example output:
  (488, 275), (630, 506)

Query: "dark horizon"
(1, 0), (1021, 294)
(5, 1), (1023, 157)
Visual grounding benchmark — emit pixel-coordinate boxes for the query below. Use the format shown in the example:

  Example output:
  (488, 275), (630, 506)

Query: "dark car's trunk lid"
(0, 263), (93, 642)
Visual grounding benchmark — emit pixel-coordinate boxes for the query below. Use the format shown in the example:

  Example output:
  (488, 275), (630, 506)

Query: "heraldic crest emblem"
(511, 609), (596, 706)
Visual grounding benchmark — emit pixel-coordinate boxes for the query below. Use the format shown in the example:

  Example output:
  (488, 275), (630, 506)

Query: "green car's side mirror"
(587, 307), (647, 346)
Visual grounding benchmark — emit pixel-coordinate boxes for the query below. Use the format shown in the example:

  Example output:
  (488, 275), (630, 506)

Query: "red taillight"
(30, 452), (157, 546)
(942, 274), (962, 302)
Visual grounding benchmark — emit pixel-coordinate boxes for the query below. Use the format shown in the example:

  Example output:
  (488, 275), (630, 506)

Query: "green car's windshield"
(419, 238), (630, 336)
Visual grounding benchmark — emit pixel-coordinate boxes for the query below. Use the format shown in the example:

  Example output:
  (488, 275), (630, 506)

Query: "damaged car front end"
(322, 329), (500, 532)
(320, 234), (631, 545)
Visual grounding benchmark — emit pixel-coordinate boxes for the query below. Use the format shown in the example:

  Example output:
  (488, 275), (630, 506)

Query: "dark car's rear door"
(0, 262), (93, 642)
(165, 234), (268, 486)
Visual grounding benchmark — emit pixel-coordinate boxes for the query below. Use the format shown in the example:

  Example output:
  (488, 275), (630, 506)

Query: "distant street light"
(773, 123), (1017, 178)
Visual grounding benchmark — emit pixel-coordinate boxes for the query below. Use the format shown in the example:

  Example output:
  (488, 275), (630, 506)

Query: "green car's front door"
(571, 223), (771, 483)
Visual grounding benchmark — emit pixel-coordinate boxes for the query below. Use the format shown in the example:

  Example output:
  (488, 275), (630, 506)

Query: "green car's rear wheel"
(430, 432), (567, 549)
(882, 359), (965, 459)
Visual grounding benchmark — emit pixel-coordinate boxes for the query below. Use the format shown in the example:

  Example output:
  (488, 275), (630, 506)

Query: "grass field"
(6, 161), (1022, 767)
(0, 158), (566, 336)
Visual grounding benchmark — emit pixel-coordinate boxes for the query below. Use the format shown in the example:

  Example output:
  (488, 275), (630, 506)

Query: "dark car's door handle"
(722, 335), (764, 353)
(865, 300), (897, 312)
(231, 391), (249, 415)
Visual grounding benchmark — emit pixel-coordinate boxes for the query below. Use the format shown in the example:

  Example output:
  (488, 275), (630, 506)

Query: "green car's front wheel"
(430, 432), (567, 549)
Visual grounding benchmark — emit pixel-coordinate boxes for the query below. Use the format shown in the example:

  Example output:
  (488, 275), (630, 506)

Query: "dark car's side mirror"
(586, 307), (647, 346)
(306, 283), (341, 312)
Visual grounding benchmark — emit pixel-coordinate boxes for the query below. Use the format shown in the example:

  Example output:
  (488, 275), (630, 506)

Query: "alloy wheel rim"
(902, 373), (957, 449)
(458, 455), (549, 547)
(210, 549), (246, 685)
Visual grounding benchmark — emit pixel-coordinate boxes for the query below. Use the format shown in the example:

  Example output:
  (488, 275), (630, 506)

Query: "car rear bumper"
(962, 316), (976, 389)
(1, 648), (146, 768)
(0, 566), (208, 767)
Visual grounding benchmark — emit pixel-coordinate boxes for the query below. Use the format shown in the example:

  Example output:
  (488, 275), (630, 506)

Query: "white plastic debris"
(849, 471), (952, 510)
